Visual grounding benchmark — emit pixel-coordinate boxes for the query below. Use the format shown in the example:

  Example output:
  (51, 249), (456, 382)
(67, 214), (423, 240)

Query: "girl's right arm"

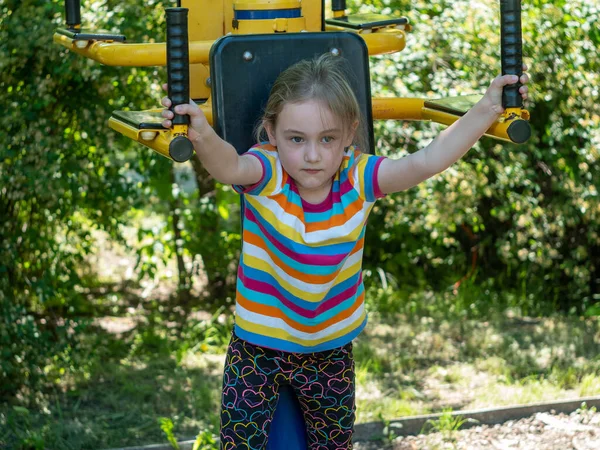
(161, 93), (263, 186)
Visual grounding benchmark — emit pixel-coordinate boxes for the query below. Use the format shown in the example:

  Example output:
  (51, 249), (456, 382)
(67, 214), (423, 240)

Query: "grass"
(3, 283), (600, 449)
(354, 308), (600, 418)
(0, 287), (229, 450)
(1, 331), (224, 449)
(421, 408), (473, 443)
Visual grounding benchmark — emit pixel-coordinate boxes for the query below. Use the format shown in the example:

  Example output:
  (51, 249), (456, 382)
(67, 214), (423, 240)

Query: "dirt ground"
(355, 408), (600, 450)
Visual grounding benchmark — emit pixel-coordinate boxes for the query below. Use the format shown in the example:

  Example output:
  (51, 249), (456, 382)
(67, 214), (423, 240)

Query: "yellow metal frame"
(54, 0), (530, 159)
(372, 98), (530, 143)
(53, 33), (213, 66)
(107, 104), (214, 158)
(53, 31), (409, 64)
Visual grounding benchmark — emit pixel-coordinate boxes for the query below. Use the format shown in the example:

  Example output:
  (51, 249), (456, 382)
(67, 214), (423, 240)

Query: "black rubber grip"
(500, 0), (523, 108)
(166, 8), (190, 126)
(65, 0), (81, 30)
(332, 0), (347, 12)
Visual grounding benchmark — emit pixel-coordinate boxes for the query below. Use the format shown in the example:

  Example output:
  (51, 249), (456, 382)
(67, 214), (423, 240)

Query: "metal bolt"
(330, 48), (340, 56)
(206, 77), (211, 87)
(243, 51), (253, 61)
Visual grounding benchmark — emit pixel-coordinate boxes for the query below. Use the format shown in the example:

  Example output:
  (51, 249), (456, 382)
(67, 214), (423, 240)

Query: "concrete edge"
(104, 395), (600, 449)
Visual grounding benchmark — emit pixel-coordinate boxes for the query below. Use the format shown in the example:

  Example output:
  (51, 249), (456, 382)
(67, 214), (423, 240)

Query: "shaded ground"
(15, 302), (593, 449)
(353, 314), (600, 424)
(4, 229), (600, 449)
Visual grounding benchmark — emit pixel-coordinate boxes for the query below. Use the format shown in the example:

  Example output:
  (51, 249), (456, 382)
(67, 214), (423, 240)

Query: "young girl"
(161, 54), (529, 449)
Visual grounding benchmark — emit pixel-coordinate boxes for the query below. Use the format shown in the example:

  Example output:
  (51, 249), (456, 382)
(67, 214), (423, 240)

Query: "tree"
(361, 0), (600, 313)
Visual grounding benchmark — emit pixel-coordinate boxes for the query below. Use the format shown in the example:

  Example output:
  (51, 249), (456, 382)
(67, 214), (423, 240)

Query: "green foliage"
(1, 297), (226, 449)
(2, 406), (46, 450)
(181, 182), (241, 306)
(2, 0), (598, 420)
(0, 0), (239, 400)
(175, 306), (234, 362)
(192, 430), (219, 450)
(159, 417), (180, 450)
(378, 412), (401, 442)
(131, 162), (241, 305)
(0, 299), (83, 400)
(357, 0), (600, 314)
(422, 408), (473, 441)
(0, 0), (167, 399)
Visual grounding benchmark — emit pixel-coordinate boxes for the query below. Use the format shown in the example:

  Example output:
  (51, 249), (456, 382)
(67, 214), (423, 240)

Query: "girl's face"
(265, 99), (356, 203)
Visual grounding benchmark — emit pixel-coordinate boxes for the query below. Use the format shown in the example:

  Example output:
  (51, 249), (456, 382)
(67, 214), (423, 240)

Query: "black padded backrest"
(209, 35), (373, 449)
(209, 32), (374, 155)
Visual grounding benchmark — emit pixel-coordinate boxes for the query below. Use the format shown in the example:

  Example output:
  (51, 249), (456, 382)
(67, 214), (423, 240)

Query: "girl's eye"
(291, 136), (303, 143)
(322, 136), (334, 143)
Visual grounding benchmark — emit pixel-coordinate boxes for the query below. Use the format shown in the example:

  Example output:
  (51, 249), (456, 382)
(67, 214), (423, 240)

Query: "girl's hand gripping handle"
(500, 0), (531, 143)
(166, 7), (194, 163)
(500, 0), (524, 109)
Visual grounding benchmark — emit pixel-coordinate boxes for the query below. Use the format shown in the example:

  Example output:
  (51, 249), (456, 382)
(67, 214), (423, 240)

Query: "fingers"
(161, 99), (197, 118)
(161, 96), (172, 108)
(161, 94), (196, 109)
(519, 85), (529, 100)
(161, 100), (203, 129)
(173, 103), (201, 117)
(517, 72), (529, 99)
(494, 74), (519, 87)
(497, 72), (529, 87)
(161, 98), (174, 125)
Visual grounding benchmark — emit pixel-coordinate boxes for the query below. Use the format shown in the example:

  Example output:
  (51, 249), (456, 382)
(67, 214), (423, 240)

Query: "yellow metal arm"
(361, 29), (407, 55)
(111, 96), (529, 161)
(108, 117), (173, 159)
(372, 98), (426, 120)
(53, 29), (406, 67)
(372, 97), (531, 144)
(323, 26), (408, 55)
(420, 106), (530, 144)
(108, 104), (213, 158)
(53, 33), (213, 66)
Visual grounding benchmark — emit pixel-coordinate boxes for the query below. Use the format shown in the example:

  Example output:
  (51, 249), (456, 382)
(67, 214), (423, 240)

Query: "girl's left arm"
(378, 70), (529, 195)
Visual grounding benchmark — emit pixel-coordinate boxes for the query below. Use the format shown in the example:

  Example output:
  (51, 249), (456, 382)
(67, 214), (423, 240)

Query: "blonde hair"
(255, 53), (369, 152)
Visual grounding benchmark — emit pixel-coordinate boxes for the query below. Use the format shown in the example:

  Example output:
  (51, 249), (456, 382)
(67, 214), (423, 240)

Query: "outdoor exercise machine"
(55, 0), (530, 162)
(54, 0), (530, 446)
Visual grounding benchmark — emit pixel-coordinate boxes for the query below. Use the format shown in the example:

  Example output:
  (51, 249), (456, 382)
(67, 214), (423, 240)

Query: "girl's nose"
(304, 142), (321, 163)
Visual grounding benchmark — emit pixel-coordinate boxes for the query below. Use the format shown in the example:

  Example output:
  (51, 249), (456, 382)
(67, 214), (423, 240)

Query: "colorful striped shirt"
(233, 144), (386, 353)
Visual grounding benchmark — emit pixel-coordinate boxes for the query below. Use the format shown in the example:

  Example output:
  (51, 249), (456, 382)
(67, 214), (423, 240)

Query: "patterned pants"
(220, 333), (356, 450)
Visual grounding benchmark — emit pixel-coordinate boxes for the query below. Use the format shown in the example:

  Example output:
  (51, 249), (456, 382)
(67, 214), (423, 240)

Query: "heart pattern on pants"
(220, 332), (356, 449)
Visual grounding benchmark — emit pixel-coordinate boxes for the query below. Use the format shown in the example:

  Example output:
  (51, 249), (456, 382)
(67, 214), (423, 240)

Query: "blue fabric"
(267, 385), (307, 450)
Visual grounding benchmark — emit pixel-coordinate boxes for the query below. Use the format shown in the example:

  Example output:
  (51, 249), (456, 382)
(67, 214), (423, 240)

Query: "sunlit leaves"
(0, 0), (168, 398)
(354, 0), (600, 314)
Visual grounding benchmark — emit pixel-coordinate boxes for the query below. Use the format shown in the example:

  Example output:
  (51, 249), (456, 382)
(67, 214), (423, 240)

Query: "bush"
(359, 0), (599, 314)
(0, 0), (162, 399)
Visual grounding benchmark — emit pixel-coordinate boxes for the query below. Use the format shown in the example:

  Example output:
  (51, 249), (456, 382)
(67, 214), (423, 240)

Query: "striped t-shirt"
(233, 144), (386, 353)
